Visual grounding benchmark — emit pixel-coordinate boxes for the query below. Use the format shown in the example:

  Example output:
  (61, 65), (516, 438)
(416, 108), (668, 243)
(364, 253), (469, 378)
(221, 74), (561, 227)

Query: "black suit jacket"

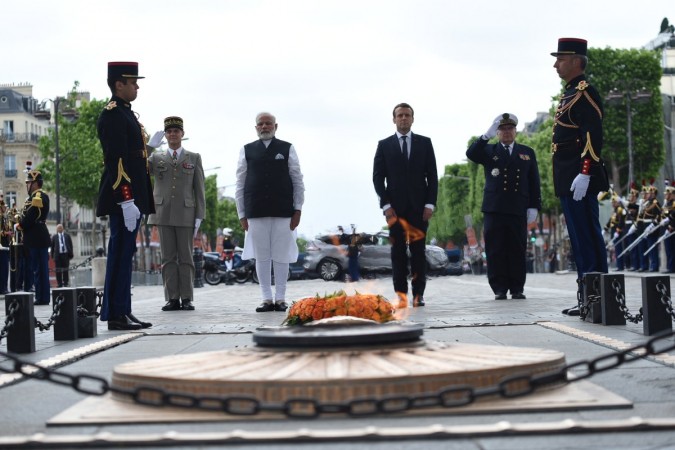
(373, 132), (438, 216)
(50, 232), (74, 260)
(466, 138), (541, 216)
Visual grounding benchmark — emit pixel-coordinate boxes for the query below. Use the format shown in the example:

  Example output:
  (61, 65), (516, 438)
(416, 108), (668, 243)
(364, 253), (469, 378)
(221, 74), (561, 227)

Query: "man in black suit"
(50, 224), (73, 287)
(373, 103), (438, 307)
(466, 113), (541, 300)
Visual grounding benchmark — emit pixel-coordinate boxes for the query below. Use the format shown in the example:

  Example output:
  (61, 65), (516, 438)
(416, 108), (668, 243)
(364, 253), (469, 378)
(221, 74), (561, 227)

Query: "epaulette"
(31, 192), (43, 208)
(105, 100), (118, 111)
(576, 80), (589, 91)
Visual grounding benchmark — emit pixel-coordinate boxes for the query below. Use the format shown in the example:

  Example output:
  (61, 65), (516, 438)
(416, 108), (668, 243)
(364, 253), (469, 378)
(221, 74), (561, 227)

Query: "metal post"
(626, 95), (634, 191)
(76, 286), (98, 338)
(53, 97), (61, 224)
(4, 293), (35, 354)
(52, 287), (77, 340)
(583, 272), (602, 323)
(600, 273), (627, 326)
(641, 276), (673, 336)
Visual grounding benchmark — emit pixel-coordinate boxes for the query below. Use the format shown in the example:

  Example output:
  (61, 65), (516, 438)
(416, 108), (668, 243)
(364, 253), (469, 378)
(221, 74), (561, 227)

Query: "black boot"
(162, 299), (181, 311)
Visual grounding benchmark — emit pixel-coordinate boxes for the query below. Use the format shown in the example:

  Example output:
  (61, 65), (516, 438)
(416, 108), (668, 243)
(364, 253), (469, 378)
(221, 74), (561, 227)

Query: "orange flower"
(283, 291), (395, 326)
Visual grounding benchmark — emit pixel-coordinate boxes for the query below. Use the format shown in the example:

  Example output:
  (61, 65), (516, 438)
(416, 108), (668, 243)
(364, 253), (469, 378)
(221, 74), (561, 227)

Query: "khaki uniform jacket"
(147, 148), (205, 227)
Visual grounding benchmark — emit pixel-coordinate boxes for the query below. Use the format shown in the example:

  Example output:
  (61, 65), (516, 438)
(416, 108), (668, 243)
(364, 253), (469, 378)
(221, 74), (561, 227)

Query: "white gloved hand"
(570, 173), (591, 201)
(483, 118), (501, 140)
(646, 223), (656, 233)
(526, 208), (538, 224)
(193, 218), (202, 238)
(614, 231), (620, 240)
(119, 200), (140, 232)
(663, 218), (670, 226)
(627, 224), (637, 236)
(147, 131), (165, 148)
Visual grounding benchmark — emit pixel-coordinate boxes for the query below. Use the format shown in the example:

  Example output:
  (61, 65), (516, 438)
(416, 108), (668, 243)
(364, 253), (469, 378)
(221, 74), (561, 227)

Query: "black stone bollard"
(641, 276), (673, 336)
(600, 273), (627, 326)
(52, 288), (78, 341)
(582, 272), (603, 323)
(76, 286), (98, 338)
(4, 293), (35, 354)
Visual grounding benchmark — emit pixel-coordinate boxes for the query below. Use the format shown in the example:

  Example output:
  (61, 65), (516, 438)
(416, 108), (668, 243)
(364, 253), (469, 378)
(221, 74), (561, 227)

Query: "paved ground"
(1, 270), (675, 449)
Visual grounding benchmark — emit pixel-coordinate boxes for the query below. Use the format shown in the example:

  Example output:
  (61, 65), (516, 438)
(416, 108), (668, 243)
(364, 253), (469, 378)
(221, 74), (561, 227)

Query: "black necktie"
(172, 149), (177, 163)
(401, 135), (408, 159)
(503, 144), (510, 156)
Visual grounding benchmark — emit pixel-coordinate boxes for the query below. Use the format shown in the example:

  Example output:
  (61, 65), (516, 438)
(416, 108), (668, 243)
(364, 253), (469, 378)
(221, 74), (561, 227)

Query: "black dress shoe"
(562, 305), (580, 316)
(511, 292), (526, 299)
(181, 299), (195, 310)
(108, 316), (142, 331)
(256, 302), (275, 312)
(413, 296), (425, 307)
(495, 293), (507, 300)
(127, 313), (152, 328)
(162, 299), (181, 311)
(274, 301), (288, 312)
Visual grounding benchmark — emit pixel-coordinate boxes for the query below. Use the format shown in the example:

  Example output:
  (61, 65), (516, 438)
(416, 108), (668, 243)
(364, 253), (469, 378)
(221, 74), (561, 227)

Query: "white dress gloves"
(526, 208), (538, 224)
(194, 218), (202, 238)
(570, 173), (591, 201)
(147, 131), (165, 149)
(119, 200), (140, 232)
(483, 118), (501, 140)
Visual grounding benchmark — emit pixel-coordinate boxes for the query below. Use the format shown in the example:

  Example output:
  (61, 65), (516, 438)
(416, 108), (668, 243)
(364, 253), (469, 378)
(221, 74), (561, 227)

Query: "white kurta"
(235, 138), (305, 263)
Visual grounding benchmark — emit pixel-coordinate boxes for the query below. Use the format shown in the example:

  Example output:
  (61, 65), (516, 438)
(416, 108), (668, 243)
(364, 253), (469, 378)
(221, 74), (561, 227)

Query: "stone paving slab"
(1, 272), (675, 449)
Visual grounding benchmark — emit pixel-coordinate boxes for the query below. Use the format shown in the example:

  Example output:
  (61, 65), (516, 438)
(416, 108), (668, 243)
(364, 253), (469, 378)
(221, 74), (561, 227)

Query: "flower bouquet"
(283, 290), (395, 326)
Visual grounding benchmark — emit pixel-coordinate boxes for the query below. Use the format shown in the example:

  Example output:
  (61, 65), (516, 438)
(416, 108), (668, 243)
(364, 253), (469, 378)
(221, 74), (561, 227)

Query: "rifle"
(617, 221), (664, 259)
(606, 229), (632, 250)
(643, 230), (674, 256)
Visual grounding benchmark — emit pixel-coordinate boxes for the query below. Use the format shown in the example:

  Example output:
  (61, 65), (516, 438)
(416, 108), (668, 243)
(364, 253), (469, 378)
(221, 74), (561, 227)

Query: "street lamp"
(41, 96), (65, 224)
(606, 86), (652, 191)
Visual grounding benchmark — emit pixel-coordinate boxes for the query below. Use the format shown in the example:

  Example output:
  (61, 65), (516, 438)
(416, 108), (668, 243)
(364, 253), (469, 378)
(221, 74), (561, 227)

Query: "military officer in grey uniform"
(466, 113), (541, 300)
(147, 116), (205, 311)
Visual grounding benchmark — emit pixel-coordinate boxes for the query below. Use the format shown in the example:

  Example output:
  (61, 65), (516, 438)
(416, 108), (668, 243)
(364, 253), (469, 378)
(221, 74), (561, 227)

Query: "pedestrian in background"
(50, 223), (73, 287)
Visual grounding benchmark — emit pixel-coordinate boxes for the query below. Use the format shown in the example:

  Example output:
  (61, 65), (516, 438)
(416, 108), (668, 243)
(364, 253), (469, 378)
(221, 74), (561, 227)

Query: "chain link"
(655, 281), (675, 321)
(611, 279), (643, 323)
(34, 294), (65, 332)
(0, 299), (20, 343)
(1, 329), (674, 418)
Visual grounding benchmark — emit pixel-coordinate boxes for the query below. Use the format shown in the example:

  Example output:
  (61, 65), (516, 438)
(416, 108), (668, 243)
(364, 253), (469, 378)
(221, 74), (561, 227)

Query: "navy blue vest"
(243, 138), (294, 218)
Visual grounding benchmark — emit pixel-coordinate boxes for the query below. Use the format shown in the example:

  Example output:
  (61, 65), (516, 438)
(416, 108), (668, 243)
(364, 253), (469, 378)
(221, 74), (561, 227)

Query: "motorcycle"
(202, 249), (255, 285)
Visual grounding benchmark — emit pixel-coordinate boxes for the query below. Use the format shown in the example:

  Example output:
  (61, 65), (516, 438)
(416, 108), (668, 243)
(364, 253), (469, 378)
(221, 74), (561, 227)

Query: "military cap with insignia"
(551, 37), (587, 56)
(164, 116), (184, 131)
(107, 61), (145, 80)
(496, 113), (518, 128)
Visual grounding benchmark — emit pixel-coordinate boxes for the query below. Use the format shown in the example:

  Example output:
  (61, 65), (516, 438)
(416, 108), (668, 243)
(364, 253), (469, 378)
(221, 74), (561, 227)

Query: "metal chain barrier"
(611, 278), (643, 324)
(655, 280), (675, 321)
(33, 294), (65, 332)
(1, 329), (674, 418)
(578, 278), (588, 319)
(49, 254), (96, 275)
(76, 290), (100, 318)
(0, 299), (19, 343)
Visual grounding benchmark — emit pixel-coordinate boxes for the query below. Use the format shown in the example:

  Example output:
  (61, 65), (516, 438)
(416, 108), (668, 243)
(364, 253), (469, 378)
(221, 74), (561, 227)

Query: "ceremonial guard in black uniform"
(640, 182), (661, 272)
(551, 37), (608, 316)
(662, 183), (675, 273)
(17, 167), (51, 305)
(96, 61), (154, 330)
(0, 194), (10, 294)
(466, 113), (541, 300)
(623, 183), (640, 271)
(605, 193), (627, 271)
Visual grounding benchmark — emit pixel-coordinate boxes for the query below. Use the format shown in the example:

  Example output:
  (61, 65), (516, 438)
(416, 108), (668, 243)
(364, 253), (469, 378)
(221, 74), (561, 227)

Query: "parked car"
(304, 231), (449, 281)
